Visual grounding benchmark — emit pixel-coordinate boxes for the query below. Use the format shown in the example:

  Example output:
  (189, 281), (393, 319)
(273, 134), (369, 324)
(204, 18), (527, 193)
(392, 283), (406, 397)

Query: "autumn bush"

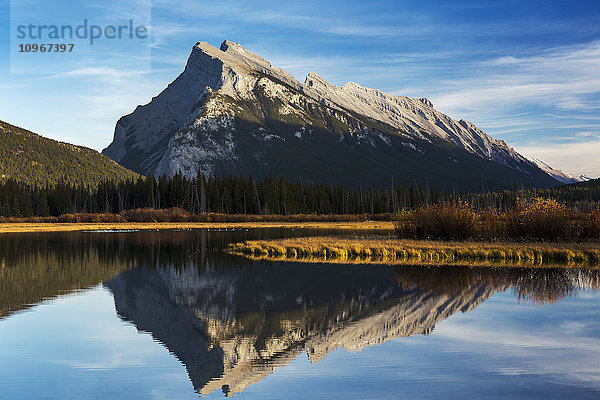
(119, 208), (190, 222)
(0, 215), (58, 223)
(394, 198), (599, 242)
(57, 213), (125, 223)
(477, 210), (505, 241)
(394, 201), (477, 240)
(505, 198), (573, 241)
(1, 200), (598, 243)
(580, 210), (600, 240)
(0, 210), (378, 224)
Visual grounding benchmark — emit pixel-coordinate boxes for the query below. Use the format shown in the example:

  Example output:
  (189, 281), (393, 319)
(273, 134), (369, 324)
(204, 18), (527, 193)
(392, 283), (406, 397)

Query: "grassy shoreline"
(0, 221), (395, 234)
(227, 237), (600, 268)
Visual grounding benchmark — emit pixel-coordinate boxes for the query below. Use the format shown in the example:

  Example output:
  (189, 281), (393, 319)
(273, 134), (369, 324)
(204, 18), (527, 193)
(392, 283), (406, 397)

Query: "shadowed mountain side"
(105, 261), (503, 396)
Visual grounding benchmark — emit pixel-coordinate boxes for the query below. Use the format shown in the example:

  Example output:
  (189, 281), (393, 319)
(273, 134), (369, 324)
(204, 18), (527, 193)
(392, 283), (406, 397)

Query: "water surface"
(0, 230), (599, 399)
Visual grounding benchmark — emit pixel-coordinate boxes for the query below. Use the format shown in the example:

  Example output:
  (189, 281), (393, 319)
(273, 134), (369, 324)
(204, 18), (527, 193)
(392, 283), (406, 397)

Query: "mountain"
(103, 40), (560, 192)
(0, 120), (138, 186)
(528, 157), (591, 185)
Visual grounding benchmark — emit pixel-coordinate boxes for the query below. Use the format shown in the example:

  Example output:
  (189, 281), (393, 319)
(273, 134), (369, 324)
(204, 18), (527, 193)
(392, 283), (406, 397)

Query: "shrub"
(119, 208), (191, 222)
(394, 201), (477, 240)
(477, 210), (505, 241)
(57, 213), (125, 223)
(506, 198), (573, 241)
(581, 210), (600, 240)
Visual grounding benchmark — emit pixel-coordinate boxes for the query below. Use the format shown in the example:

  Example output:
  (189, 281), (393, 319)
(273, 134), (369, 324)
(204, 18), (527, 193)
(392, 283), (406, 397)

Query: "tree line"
(0, 173), (434, 217)
(0, 172), (598, 218)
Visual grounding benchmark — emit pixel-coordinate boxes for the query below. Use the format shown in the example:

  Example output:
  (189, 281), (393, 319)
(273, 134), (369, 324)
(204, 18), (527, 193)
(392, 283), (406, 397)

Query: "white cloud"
(516, 140), (600, 178)
(435, 318), (600, 389)
(150, 0), (418, 41)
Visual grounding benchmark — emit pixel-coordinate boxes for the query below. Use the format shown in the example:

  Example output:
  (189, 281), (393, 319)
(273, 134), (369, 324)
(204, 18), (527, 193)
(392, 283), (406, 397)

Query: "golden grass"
(0, 221), (395, 234)
(226, 236), (600, 268)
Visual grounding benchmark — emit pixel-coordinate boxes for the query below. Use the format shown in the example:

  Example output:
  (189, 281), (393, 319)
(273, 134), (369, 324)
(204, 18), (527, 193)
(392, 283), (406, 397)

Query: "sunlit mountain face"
(103, 41), (560, 192)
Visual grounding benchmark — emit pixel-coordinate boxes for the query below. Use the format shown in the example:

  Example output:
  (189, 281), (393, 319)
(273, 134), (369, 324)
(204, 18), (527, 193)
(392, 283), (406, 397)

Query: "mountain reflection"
(1, 230), (599, 397)
(0, 232), (131, 318)
(101, 233), (600, 396)
(0, 228), (292, 319)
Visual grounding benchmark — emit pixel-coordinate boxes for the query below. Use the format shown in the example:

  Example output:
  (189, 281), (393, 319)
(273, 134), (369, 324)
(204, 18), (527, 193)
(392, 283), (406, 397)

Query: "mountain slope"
(103, 40), (560, 192)
(528, 157), (591, 185)
(0, 120), (139, 186)
(567, 177), (600, 189)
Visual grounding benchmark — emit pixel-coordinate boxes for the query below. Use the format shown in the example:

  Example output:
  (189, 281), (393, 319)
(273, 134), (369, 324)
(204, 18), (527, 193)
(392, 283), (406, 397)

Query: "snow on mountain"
(528, 157), (591, 185)
(103, 40), (561, 191)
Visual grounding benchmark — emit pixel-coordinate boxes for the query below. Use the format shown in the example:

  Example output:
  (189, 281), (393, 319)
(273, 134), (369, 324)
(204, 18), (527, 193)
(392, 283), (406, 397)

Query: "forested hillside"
(0, 120), (139, 186)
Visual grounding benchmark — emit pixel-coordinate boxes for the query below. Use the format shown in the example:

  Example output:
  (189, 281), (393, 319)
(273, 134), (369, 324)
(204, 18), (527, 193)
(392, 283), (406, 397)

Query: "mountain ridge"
(103, 40), (561, 191)
(528, 157), (591, 184)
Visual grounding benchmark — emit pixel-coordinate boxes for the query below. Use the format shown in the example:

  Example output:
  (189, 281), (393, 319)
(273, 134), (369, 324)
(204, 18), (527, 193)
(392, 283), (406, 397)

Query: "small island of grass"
(226, 237), (600, 268)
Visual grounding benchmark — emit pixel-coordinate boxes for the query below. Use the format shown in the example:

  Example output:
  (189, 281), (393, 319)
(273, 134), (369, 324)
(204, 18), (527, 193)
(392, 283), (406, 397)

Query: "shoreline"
(0, 221), (395, 234)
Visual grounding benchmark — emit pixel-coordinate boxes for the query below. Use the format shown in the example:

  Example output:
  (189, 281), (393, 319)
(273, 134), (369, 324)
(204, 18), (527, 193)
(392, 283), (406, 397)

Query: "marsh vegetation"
(394, 198), (600, 241)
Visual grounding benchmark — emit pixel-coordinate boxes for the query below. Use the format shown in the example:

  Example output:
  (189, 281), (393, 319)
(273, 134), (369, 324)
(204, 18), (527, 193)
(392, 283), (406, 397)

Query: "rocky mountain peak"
(304, 71), (330, 87)
(103, 40), (562, 190)
(218, 40), (274, 71)
(418, 97), (434, 108)
(219, 39), (241, 52)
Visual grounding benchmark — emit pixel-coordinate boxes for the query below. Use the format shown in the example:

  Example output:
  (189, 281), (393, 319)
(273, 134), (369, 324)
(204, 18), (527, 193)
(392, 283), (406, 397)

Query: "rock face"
(103, 40), (561, 191)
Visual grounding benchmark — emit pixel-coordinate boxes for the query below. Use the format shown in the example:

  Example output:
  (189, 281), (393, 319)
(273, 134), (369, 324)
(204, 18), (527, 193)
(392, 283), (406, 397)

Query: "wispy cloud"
(150, 0), (418, 43)
(51, 67), (147, 79)
(431, 41), (600, 114)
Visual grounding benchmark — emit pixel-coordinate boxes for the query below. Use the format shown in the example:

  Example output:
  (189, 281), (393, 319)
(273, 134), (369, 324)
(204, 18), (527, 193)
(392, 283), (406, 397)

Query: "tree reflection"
(395, 266), (600, 305)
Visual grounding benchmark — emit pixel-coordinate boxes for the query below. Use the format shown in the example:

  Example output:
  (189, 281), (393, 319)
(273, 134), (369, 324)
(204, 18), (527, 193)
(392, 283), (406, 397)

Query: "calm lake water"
(0, 229), (599, 399)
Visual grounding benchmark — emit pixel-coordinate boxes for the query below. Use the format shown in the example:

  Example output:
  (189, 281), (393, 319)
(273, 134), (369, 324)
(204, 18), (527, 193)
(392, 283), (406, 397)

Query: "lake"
(0, 229), (599, 399)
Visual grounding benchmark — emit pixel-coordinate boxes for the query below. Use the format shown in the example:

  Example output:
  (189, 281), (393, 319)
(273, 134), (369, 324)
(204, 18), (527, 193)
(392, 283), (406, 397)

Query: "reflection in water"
(395, 266), (600, 305)
(0, 232), (130, 318)
(106, 261), (495, 396)
(1, 230), (599, 397)
(0, 228), (300, 319)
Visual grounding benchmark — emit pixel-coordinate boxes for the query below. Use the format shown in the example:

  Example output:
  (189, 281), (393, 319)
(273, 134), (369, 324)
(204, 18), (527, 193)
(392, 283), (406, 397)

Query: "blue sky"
(0, 0), (599, 176)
